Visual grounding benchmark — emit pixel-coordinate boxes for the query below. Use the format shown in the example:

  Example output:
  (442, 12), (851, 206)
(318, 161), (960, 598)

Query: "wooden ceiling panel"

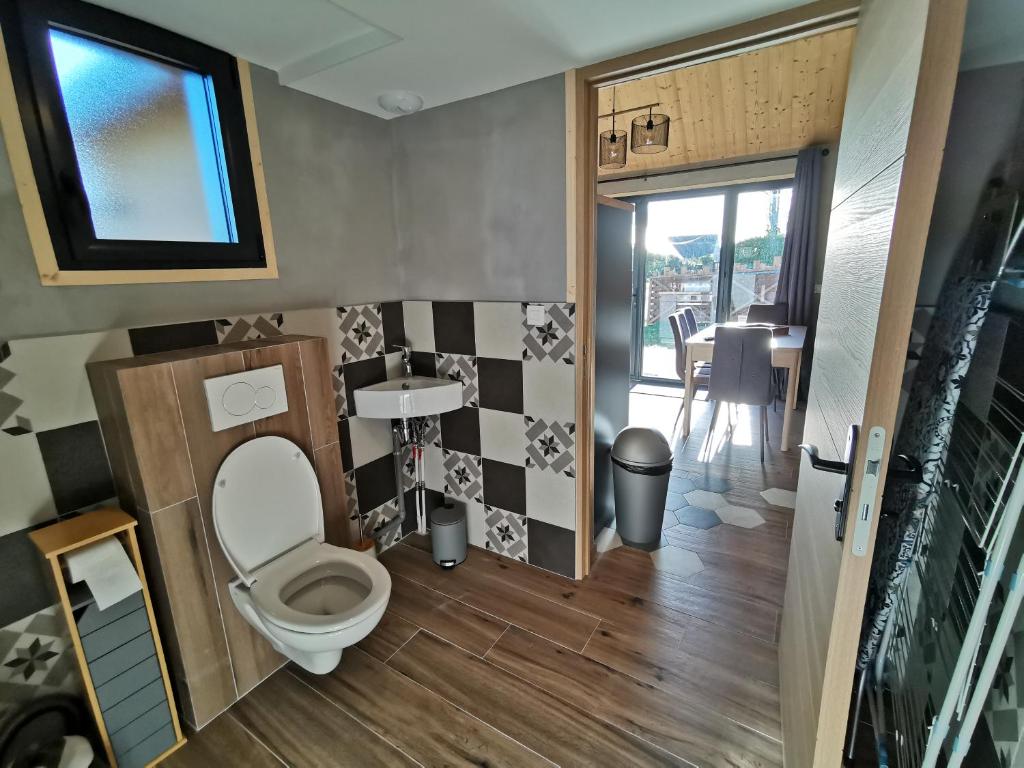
(597, 27), (856, 176)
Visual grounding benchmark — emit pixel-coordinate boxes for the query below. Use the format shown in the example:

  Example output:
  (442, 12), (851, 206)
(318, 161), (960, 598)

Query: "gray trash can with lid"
(611, 427), (673, 550)
(430, 500), (467, 569)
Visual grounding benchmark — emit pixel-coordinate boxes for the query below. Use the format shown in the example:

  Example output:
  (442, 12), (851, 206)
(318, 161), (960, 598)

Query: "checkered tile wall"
(0, 297), (579, 713)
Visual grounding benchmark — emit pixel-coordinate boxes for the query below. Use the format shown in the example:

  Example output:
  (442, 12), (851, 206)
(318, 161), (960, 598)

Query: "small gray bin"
(431, 501), (467, 569)
(611, 427), (673, 550)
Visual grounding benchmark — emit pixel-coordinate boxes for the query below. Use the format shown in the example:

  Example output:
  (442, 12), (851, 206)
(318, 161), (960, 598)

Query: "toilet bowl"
(212, 436), (390, 674)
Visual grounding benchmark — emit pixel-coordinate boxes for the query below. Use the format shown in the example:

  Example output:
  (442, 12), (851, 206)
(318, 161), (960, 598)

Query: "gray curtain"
(776, 146), (824, 325)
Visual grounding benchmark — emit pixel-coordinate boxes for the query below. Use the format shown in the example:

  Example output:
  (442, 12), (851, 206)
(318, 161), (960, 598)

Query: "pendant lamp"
(631, 106), (670, 154)
(599, 88), (627, 169)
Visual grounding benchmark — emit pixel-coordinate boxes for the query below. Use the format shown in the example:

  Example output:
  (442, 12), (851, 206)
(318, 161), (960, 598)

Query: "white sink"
(354, 376), (463, 419)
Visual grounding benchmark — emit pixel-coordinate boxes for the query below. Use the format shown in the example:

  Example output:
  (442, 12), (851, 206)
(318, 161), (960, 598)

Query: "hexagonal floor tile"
(760, 487), (797, 509)
(595, 526), (622, 553)
(664, 490), (688, 512)
(668, 476), (696, 494)
(691, 474), (731, 493)
(717, 504), (766, 528)
(650, 546), (704, 578)
(662, 514), (679, 530)
(684, 489), (727, 510)
(674, 506), (721, 529)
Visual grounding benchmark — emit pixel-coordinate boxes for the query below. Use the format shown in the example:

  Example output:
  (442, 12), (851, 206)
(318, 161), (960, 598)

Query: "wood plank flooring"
(166, 397), (800, 767)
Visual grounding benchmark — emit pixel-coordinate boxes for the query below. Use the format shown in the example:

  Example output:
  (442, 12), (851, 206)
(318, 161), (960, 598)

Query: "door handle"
(799, 425), (859, 542)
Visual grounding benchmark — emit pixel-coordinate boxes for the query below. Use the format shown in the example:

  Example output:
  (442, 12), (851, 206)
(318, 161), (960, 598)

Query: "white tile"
(650, 546), (704, 578)
(282, 308), (343, 365)
(4, 331), (132, 434)
(684, 489), (727, 510)
(717, 505), (765, 529)
(347, 416), (392, 467)
(473, 302), (524, 360)
(523, 361), (575, 422)
(525, 467), (576, 530)
(384, 351), (404, 380)
(424, 444), (444, 493)
(479, 408), (526, 466)
(464, 499), (487, 549)
(402, 301), (435, 352)
(0, 434), (58, 537)
(760, 487), (797, 509)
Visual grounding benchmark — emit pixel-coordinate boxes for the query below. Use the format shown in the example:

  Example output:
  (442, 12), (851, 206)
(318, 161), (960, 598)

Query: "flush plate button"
(204, 365), (288, 432)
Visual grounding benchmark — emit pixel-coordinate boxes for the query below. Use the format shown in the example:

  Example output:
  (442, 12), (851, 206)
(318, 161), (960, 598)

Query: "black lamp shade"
(631, 112), (670, 154)
(599, 129), (628, 169)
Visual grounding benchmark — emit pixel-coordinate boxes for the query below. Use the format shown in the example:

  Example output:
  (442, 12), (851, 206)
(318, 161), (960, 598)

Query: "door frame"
(627, 179), (795, 385)
(567, 0), (860, 578)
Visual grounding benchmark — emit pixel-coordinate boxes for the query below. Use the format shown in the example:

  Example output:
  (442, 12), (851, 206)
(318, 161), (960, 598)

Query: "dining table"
(682, 323), (808, 451)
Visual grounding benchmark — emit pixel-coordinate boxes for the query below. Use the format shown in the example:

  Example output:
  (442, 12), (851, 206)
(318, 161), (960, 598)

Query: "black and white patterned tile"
(363, 499), (401, 551)
(338, 304), (385, 362)
(436, 354), (478, 406)
(443, 450), (483, 503)
(523, 303), (575, 364)
(484, 506), (528, 562)
(524, 417), (575, 477)
(344, 471), (361, 528)
(0, 605), (80, 719)
(331, 365), (347, 417)
(216, 313), (284, 343)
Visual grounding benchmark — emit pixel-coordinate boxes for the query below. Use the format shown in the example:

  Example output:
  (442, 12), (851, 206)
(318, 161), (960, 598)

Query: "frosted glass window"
(48, 28), (237, 243)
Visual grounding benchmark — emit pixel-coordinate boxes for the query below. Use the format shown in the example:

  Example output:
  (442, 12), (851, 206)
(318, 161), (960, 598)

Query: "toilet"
(211, 435), (390, 674)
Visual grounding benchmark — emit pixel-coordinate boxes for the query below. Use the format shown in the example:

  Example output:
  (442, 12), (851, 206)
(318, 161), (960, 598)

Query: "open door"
(779, 0), (968, 764)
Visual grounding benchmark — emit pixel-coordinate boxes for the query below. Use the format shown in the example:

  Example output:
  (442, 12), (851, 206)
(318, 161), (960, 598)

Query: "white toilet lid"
(212, 436), (323, 585)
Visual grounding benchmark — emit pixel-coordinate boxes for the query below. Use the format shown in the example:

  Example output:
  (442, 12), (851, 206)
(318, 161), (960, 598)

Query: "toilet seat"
(249, 539), (390, 635)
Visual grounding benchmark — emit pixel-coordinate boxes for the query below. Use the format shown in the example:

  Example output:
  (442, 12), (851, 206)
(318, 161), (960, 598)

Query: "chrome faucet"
(397, 345), (413, 377)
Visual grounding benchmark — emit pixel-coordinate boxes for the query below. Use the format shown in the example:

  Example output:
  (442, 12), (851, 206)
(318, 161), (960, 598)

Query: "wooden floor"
(166, 397), (802, 768)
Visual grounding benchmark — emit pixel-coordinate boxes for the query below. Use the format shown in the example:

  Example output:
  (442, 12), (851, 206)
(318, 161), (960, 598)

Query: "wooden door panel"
(779, 0), (968, 764)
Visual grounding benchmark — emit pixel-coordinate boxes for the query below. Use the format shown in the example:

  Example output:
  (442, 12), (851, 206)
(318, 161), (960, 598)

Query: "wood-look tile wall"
(88, 336), (351, 729)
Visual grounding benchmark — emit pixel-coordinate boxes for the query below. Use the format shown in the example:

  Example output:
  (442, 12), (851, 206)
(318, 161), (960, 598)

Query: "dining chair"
(707, 326), (774, 463)
(746, 302), (788, 325)
(669, 310), (710, 389)
(745, 301), (789, 409)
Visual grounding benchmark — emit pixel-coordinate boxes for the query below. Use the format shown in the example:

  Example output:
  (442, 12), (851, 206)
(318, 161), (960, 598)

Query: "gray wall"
(917, 61), (1024, 305)
(392, 75), (566, 301)
(0, 65), (400, 340)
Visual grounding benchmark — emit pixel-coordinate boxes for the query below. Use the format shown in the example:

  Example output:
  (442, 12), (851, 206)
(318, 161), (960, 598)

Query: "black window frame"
(626, 178), (794, 385)
(1, 0), (267, 271)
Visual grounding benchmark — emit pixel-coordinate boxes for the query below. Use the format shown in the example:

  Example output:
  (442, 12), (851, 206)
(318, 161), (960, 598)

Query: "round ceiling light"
(377, 90), (424, 115)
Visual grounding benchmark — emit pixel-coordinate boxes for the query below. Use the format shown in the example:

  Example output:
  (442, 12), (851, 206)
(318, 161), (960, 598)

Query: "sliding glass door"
(629, 180), (793, 383)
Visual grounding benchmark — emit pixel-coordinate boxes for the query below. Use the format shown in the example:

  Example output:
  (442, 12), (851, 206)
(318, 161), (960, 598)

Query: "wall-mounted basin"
(354, 376), (463, 419)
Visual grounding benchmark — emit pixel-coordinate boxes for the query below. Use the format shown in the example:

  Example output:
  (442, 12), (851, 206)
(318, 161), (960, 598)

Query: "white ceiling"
(89, 0), (809, 119)
(960, 0), (1024, 71)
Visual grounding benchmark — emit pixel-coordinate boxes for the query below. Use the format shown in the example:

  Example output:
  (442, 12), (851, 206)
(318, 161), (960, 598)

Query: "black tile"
(527, 519), (575, 578)
(339, 418), (354, 473)
(381, 302), (406, 351)
(0, 527), (56, 627)
(128, 320), (218, 355)
(477, 357), (524, 414)
(410, 351), (437, 377)
(482, 459), (526, 515)
(432, 302), (476, 355)
(354, 454), (397, 513)
(440, 407), (481, 456)
(401, 489), (445, 536)
(343, 356), (387, 417)
(36, 421), (115, 515)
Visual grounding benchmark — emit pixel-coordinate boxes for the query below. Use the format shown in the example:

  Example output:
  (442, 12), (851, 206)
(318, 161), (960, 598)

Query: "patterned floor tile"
(436, 354), (478, 406)
(668, 476), (696, 495)
(522, 304), (575, 364)
(674, 506), (721, 529)
(690, 474), (731, 493)
(524, 417), (575, 476)
(338, 304), (384, 362)
(664, 491), (687, 512)
(650, 546), (704, 578)
(760, 487), (797, 509)
(484, 506), (528, 561)
(717, 504), (766, 529)
(0, 605), (79, 715)
(443, 450), (484, 502)
(684, 489), (727, 510)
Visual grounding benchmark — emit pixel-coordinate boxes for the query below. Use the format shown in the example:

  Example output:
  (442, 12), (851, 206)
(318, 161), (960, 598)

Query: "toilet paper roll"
(63, 538), (142, 610)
